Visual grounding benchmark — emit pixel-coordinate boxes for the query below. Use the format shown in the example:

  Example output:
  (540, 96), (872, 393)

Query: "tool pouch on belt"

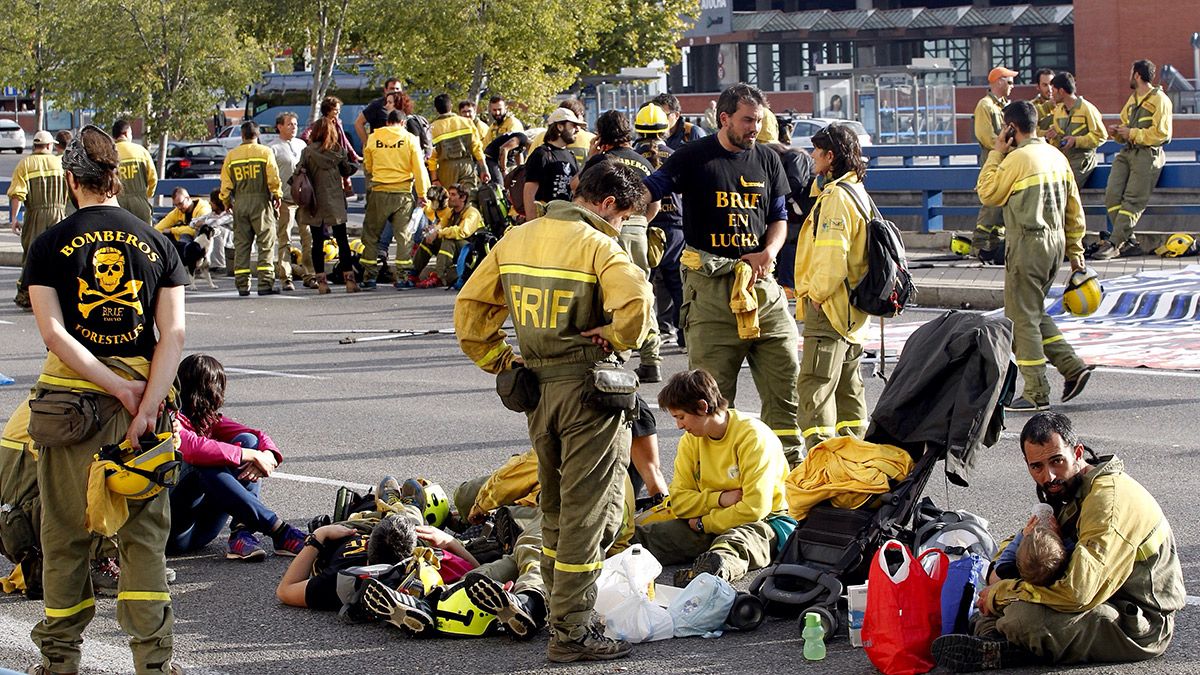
(27, 390), (123, 447)
(581, 364), (639, 413)
(496, 365), (541, 413)
(0, 501), (38, 561)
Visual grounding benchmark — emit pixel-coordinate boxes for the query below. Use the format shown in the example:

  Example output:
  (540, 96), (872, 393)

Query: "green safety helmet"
(434, 582), (498, 636)
(95, 432), (181, 500)
(1063, 267), (1102, 317)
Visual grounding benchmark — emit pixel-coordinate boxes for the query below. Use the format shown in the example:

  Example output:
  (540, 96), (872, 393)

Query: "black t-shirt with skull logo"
(25, 205), (188, 359)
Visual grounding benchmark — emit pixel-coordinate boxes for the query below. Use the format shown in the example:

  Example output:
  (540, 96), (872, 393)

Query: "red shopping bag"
(862, 540), (948, 675)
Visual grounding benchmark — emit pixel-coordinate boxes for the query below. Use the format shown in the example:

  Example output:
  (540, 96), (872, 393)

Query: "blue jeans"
(166, 432), (279, 553)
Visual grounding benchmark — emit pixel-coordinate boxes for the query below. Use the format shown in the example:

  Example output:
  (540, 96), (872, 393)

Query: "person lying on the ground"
(169, 354), (307, 560)
(632, 369), (790, 585)
(932, 412), (1185, 672)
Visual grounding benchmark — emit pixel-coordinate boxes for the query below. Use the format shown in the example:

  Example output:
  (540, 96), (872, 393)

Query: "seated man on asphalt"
(154, 187), (212, 241)
(632, 369), (790, 586)
(933, 412), (1185, 671)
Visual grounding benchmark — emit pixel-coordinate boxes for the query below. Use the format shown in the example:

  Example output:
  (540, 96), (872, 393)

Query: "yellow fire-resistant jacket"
(1120, 86), (1173, 148)
(784, 437), (913, 521)
(483, 114), (524, 147)
(757, 106), (779, 143)
(1051, 96), (1108, 153)
(669, 410), (788, 535)
(974, 93), (1008, 152)
(364, 125), (431, 195)
(428, 113), (484, 171)
(454, 200), (653, 375)
(438, 205), (483, 241)
(154, 198), (212, 240)
(793, 172), (872, 343)
(424, 203), (452, 227)
(115, 140), (157, 199)
(1031, 93), (1055, 135)
(986, 456), (1185, 621)
(7, 151), (67, 210)
(219, 141), (282, 205)
(976, 137), (1086, 267)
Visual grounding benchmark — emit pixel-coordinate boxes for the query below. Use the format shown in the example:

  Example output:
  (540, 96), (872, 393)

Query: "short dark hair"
(170, 186), (189, 200)
(1019, 412), (1080, 458)
(559, 98), (586, 120)
(384, 77), (401, 90)
(447, 183), (467, 200)
(1050, 72), (1076, 95)
(1132, 59), (1156, 84)
(811, 123), (866, 181)
(275, 111), (298, 127)
(1002, 100), (1037, 135)
(111, 119), (131, 139)
(1035, 68), (1055, 82)
(657, 369), (728, 416)
(595, 110), (632, 147)
(367, 514), (417, 565)
(458, 100), (475, 112)
(386, 109), (404, 125)
(240, 120), (259, 140)
(717, 83), (767, 125)
(434, 93), (452, 115)
(650, 93), (680, 115)
(319, 96), (342, 117)
(574, 160), (649, 212)
(489, 95), (505, 105)
(54, 129), (72, 150)
(208, 189), (225, 213)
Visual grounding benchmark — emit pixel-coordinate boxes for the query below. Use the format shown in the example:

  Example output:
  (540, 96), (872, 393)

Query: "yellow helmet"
(634, 104), (669, 136)
(323, 240), (339, 262)
(434, 582), (498, 636)
(1154, 233), (1195, 258)
(950, 234), (972, 257)
(1063, 267), (1102, 316)
(95, 432), (181, 500)
(634, 495), (675, 527)
(401, 478), (451, 527)
(349, 238), (366, 256)
(396, 547), (445, 597)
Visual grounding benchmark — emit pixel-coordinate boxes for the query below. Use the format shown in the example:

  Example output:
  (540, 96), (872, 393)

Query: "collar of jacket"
(988, 93), (1008, 106)
(542, 200), (619, 238)
(436, 112), (455, 120)
(1015, 136), (1046, 150)
(825, 171), (861, 188)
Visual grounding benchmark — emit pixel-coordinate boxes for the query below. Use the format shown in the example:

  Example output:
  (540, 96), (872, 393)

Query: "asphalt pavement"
(0, 265), (1198, 674)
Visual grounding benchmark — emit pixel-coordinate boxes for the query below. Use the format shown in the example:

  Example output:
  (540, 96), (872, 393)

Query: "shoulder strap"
(835, 181), (881, 221)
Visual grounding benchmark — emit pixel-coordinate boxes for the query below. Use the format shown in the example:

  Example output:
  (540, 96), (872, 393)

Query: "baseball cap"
(988, 67), (1018, 83)
(546, 108), (587, 128)
(32, 130), (54, 145)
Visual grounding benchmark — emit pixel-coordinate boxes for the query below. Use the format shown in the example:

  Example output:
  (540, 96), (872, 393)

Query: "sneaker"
(931, 634), (1038, 672)
(90, 557), (120, 597)
(463, 573), (542, 640)
(1004, 396), (1049, 413)
(360, 577), (435, 637)
(226, 529), (267, 561)
(273, 525), (307, 557)
(634, 364), (662, 384)
(1119, 240), (1144, 258)
(375, 475), (407, 511)
(1089, 240), (1120, 260)
(360, 280), (378, 291)
(282, 279), (295, 291)
(493, 506), (523, 556)
(415, 273), (441, 289)
(547, 625), (632, 663)
(394, 273), (419, 289)
(1062, 365), (1096, 403)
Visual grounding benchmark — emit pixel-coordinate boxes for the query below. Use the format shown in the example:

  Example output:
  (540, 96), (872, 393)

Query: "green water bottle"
(802, 612), (826, 661)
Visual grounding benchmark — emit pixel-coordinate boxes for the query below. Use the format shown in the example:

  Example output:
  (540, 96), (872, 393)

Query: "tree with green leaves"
(0, 0), (74, 130)
(574, 0), (698, 86)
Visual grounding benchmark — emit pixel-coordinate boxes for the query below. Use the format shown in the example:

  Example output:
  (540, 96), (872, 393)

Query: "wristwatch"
(692, 518), (705, 534)
(304, 533), (325, 554)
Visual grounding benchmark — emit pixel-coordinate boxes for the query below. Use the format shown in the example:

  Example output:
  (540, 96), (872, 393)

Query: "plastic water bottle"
(802, 612), (826, 661)
(1031, 503), (1054, 525)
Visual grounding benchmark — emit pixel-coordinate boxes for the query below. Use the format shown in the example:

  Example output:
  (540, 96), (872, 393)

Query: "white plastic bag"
(669, 573), (737, 638)
(595, 545), (674, 643)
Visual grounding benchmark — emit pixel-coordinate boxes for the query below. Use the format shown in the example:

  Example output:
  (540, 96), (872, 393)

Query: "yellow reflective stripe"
(433, 127), (475, 145)
(438, 250), (454, 259)
(1106, 205), (1121, 213)
(1016, 358), (1047, 366)
(1118, 210), (1138, 219)
(554, 559), (604, 573)
(1010, 169), (1072, 193)
(117, 591), (171, 602)
(801, 425), (834, 438)
(256, 265), (273, 270)
(226, 158), (267, 167)
(541, 547), (557, 559)
(24, 168), (64, 180)
(498, 264), (597, 284)
(1136, 522), (1168, 561)
(234, 268), (252, 274)
(835, 419), (865, 430)
(475, 343), (509, 369)
(771, 428), (800, 437)
(1042, 335), (1065, 345)
(45, 597), (95, 618)
(814, 239), (850, 251)
(2, 437), (26, 451)
(36, 373), (108, 394)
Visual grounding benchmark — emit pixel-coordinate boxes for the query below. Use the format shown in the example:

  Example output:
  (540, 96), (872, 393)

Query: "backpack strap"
(835, 180), (881, 221)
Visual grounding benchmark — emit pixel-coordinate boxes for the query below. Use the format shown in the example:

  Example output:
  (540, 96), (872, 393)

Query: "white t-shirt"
(271, 137), (308, 202)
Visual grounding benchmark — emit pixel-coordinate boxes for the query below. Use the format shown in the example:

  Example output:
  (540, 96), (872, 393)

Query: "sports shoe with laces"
(1089, 240), (1120, 260)
(493, 506), (522, 556)
(931, 634), (1038, 672)
(226, 529), (267, 561)
(90, 557), (120, 597)
(415, 272), (441, 289)
(1005, 396), (1049, 413)
(1062, 364), (1096, 403)
(547, 624), (632, 663)
(463, 573), (543, 640)
(360, 577), (435, 637)
(375, 475), (406, 511)
(272, 525), (307, 557)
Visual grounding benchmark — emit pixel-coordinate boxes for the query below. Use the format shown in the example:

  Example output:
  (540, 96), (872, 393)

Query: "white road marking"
(224, 367), (326, 380)
(1189, 595), (1200, 606)
(0, 319), (13, 324)
(193, 291), (306, 300)
(0, 615), (220, 674)
(273, 471), (371, 491)
(184, 311), (211, 316)
(1095, 366), (1200, 379)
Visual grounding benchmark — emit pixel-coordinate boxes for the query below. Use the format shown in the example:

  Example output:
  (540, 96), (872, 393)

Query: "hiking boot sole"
(464, 573), (537, 640)
(361, 578), (433, 637)
(226, 548), (267, 561)
(1062, 365), (1095, 403)
(931, 634), (1034, 672)
(494, 507), (522, 556)
(547, 640), (632, 663)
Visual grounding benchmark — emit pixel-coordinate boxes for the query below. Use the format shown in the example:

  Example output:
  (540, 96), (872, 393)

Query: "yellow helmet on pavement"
(323, 240), (339, 262)
(349, 238), (366, 256)
(950, 235), (972, 257)
(1063, 267), (1102, 317)
(95, 432), (181, 500)
(634, 105), (669, 136)
(434, 582), (498, 636)
(1154, 233), (1195, 258)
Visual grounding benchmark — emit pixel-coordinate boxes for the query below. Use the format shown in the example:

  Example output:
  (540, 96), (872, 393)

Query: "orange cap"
(988, 66), (1018, 83)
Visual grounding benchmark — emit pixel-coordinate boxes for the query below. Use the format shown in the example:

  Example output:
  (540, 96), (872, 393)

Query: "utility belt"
(496, 358), (639, 414)
(1123, 143), (1164, 153)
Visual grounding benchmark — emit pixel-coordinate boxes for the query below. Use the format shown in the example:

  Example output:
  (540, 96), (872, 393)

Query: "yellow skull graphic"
(93, 247), (125, 293)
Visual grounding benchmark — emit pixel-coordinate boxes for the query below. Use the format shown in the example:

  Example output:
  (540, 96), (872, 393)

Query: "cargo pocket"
(800, 337), (836, 381)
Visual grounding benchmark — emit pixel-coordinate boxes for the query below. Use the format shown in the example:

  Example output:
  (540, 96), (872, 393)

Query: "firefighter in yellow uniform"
(1031, 68), (1056, 136)
(362, 110), (431, 288)
(483, 96), (524, 147)
(153, 189), (211, 241)
(410, 186), (450, 278)
(112, 120), (158, 224)
(972, 67), (1015, 259)
(1096, 59), (1173, 260)
(454, 161), (653, 663)
(976, 101), (1091, 411)
(1044, 72), (1108, 189)
(220, 121), (282, 295)
(428, 94), (488, 196)
(8, 130), (67, 309)
(428, 184), (482, 288)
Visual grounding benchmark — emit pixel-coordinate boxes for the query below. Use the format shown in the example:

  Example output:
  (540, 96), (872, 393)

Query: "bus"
(245, 71), (378, 154)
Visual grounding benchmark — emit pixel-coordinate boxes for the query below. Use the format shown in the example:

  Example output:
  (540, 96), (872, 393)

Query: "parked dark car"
(152, 142), (227, 179)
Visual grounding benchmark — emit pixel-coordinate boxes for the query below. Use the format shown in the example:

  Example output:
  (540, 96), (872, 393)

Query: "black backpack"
(837, 183), (915, 317)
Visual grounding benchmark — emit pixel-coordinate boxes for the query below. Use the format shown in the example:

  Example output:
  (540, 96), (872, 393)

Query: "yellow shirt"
(757, 107), (779, 143)
(154, 198), (212, 239)
(364, 125), (431, 195)
(974, 93), (1008, 150)
(438, 205), (483, 240)
(1120, 87), (1172, 147)
(483, 115), (525, 147)
(1050, 96), (1108, 151)
(7, 151), (66, 209)
(428, 113), (485, 175)
(115, 139), (157, 199)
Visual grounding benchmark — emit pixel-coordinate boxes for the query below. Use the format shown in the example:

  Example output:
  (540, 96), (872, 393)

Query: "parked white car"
(208, 124), (279, 150)
(0, 119), (25, 153)
(789, 118), (872, 149)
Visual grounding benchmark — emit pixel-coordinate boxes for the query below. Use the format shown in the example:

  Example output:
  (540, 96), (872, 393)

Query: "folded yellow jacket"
(785, 436), (914, 520)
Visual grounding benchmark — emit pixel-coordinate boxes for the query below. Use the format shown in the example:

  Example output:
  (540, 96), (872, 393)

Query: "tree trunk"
(34, 89), (45, 132)
(157, 129), (170, 180)
(468, 54), (486, 104)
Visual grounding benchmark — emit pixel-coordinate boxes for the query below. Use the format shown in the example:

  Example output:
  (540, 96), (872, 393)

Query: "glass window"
(743, 44), (759, 87)
(681, 46), (690, 89)
(922, 39), (971, 86)
(770, 43), (782, 91)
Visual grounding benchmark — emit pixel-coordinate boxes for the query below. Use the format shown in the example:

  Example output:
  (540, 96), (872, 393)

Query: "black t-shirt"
(632, 140), (683, 229)
(362, 96), (389, 133)
(525, 144), (579, 203)
(25, 205), (187, 359)
(646, 135), (789, 258)
(305, 533), (369, 611)
(582, 146), (654, 178)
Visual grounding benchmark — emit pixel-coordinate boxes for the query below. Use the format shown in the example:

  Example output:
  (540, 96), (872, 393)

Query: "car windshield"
(0, 120), (20, 130)
(185, 145), (225, 159)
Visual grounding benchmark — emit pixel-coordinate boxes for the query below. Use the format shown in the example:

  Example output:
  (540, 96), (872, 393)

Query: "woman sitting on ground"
(168, 353), (306, 561)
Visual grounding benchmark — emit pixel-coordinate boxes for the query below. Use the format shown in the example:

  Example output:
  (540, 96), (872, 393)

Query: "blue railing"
(864, 138), (1200, 166)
